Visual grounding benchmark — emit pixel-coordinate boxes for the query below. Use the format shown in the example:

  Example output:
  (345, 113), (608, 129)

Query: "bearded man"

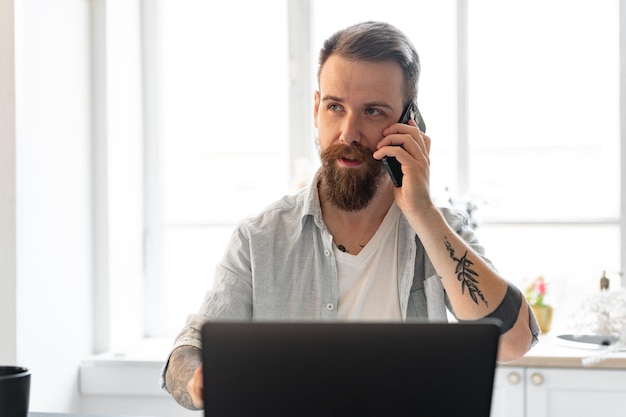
(162, 21), (539, 410)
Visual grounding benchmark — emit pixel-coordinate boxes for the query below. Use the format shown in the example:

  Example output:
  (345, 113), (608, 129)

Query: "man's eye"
(329, 104), (342, 112)
(366, 108), (382, 116)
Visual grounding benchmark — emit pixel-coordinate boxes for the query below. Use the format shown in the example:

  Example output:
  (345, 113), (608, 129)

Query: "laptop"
(201, 320), (500, 417)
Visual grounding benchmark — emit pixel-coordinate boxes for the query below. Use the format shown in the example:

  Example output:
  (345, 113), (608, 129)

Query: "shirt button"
(324, 250), (330, 256)
(326, 303), (334, 311)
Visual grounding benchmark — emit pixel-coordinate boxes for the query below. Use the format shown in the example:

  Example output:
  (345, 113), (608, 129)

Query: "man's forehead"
(318, 55), (405, 107)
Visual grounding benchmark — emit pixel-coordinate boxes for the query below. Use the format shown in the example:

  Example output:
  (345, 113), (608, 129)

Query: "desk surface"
(30, 413), (152, 417)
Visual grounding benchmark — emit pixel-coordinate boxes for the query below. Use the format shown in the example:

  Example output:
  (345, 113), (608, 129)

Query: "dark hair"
(317, 21), (421, 105)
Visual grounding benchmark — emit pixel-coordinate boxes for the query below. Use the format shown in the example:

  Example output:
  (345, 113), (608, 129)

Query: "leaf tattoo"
(444, 236), (487, 306)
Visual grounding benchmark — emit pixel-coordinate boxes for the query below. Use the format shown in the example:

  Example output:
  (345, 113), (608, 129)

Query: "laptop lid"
(201, 320), (500, 417)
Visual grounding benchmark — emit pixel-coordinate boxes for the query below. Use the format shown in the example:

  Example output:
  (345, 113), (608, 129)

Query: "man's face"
(314, 55), (406, 211)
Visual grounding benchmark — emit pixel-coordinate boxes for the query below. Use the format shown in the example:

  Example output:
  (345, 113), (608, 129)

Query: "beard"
(318, 142), (386, 211)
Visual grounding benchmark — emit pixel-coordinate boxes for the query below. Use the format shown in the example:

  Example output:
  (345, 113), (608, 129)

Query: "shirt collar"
(301, 168), (324, 228)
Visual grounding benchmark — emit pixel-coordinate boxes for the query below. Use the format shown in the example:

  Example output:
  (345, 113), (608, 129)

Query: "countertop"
(84, 334), (626, 371)
(499, 333), (626, 369)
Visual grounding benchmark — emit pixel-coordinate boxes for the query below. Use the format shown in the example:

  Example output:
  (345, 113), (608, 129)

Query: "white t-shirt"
(335, 203), (402, 321)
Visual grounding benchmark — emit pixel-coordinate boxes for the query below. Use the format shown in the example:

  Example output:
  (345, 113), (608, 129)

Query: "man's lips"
(339, 155), (363, 167)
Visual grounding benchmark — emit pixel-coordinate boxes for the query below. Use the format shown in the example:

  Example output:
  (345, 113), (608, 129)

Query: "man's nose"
(339, 113), (362, 144)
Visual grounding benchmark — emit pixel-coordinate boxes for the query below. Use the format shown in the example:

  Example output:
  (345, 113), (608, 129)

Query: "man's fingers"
(188, 365), (204, 409)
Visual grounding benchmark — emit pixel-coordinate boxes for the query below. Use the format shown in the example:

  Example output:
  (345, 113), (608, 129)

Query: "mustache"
(320, 142), (376, 162)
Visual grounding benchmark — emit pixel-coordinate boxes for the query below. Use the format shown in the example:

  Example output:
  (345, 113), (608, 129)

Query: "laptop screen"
(202, 321), (500, 417)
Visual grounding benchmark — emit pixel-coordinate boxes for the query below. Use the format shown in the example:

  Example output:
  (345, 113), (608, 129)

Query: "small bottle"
(600, 270), (610, 291)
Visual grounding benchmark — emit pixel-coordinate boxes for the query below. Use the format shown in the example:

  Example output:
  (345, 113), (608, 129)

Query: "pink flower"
(525, 275), (548, 306)
(536, 279), (547, 296)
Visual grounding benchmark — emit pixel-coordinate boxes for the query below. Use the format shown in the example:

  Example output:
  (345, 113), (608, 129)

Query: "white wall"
(14, 0), (93, 412)
(1, 1), (191, 415)
(0, 0), (17, 368)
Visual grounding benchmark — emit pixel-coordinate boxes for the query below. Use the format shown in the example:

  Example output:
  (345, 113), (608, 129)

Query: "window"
(466, 0), (621, 324)
(468, 1), (619, 222)
(144, 0), (290, 337)
(104, 0), (622, 345)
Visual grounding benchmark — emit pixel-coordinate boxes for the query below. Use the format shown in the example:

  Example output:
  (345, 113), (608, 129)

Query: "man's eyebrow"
(364, 101), (394, 111)
(321, 95), (344, 103)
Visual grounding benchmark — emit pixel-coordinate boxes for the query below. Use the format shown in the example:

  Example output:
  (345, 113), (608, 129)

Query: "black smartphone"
(382, 102), (426, 187)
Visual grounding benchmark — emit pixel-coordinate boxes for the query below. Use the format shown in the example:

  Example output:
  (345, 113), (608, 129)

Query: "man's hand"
(165, 345), (204, 410)
(374, 118), (433, 214)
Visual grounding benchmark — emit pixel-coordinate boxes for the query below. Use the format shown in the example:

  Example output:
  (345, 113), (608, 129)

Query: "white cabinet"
(491, 367), (524, 417)
(492, 366), (626, 417)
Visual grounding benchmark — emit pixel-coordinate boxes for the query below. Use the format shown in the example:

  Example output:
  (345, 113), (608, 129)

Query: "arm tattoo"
(165, 345), (203, 410)
(444, 236), (488, 306)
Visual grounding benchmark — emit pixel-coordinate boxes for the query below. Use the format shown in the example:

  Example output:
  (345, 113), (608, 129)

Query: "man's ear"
(313, 90), (320, 128)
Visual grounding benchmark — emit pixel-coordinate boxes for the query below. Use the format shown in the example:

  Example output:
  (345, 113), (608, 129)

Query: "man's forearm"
(165, 345), (203, 410)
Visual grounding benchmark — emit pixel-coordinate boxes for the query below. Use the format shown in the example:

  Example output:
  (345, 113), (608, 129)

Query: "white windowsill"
(80, 337), (173, 396)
